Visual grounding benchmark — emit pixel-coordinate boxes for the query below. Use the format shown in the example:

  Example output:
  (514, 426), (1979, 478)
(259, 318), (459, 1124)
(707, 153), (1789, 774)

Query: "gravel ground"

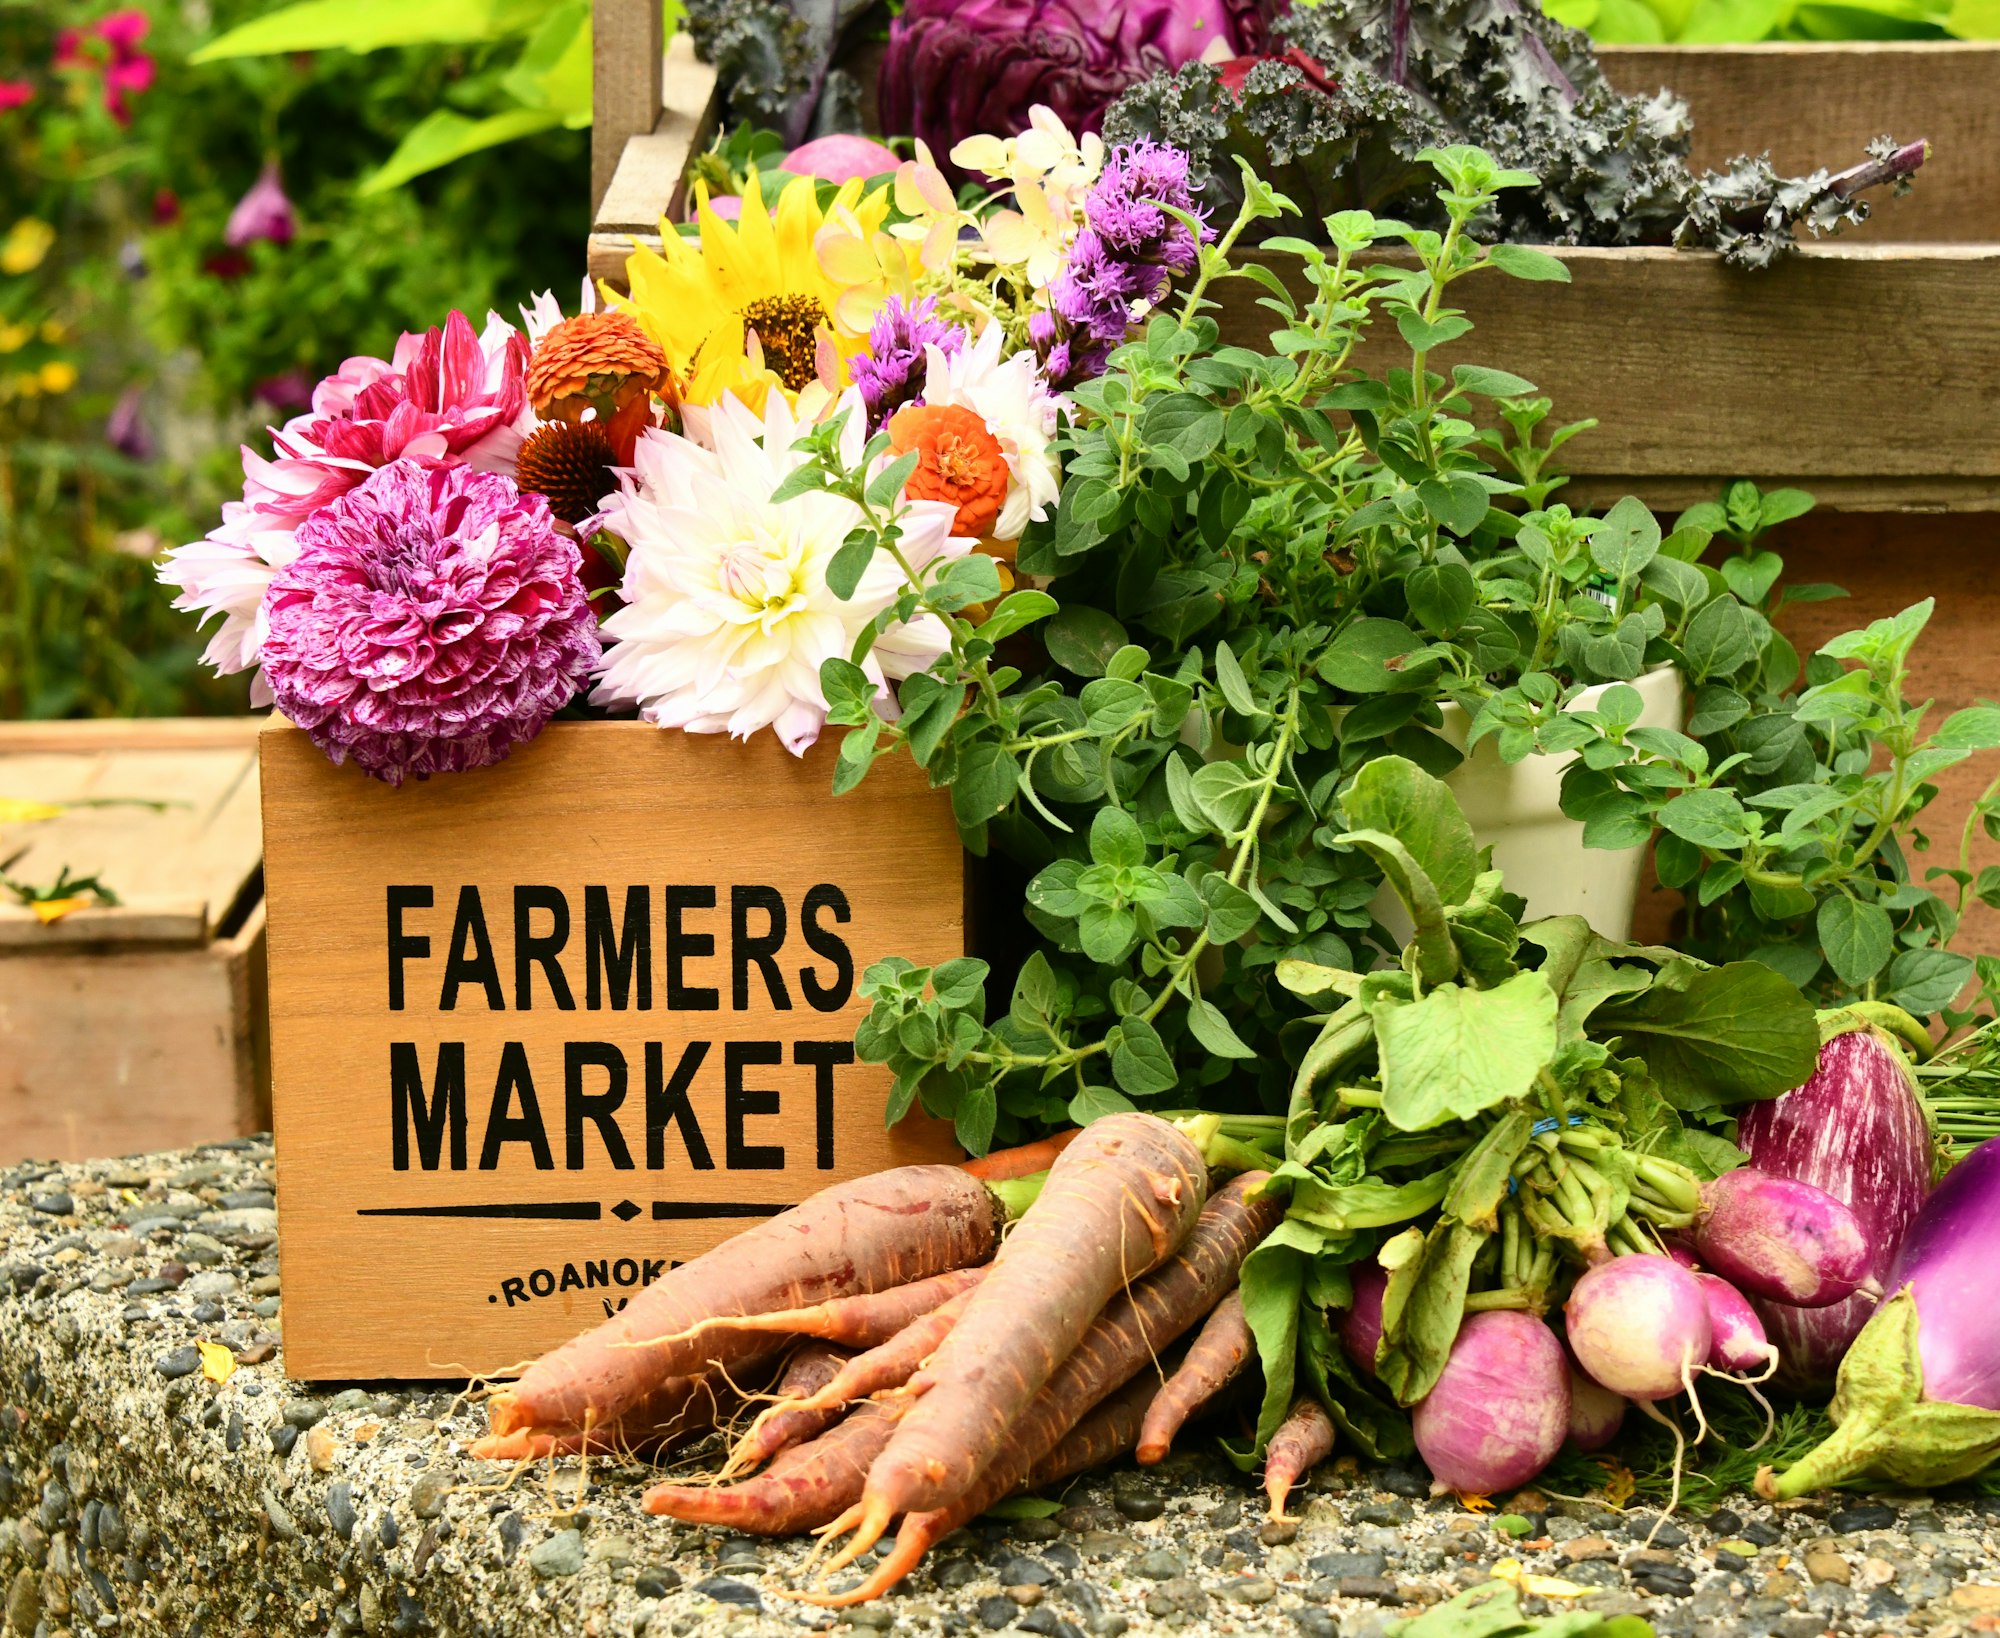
(5, 1138), (2000, 1638)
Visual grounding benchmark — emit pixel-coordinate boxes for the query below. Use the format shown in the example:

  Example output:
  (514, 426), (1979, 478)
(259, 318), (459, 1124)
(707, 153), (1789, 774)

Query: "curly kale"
(1103, 0), (1924, 265)
(685, 0), (871, 144)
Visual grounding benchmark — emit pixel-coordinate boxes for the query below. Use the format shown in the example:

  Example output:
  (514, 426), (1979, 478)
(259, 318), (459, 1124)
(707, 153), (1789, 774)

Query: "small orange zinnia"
(527, 311), (674, 425)
(887, 402), (1009, 539)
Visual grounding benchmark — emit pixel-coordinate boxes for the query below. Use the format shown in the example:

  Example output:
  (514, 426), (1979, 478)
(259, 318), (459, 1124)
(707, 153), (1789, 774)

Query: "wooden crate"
(259, 719), (966, 1379)
(0, 718), (269, 1165)
(585, 22), (2000, 512)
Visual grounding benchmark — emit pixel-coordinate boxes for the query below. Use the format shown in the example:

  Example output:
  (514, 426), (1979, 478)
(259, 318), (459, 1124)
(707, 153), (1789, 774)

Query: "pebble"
(263, 1488), (298, 1542)
(1005, 1583), (1044, 1606)
(269, 1424), (298, 1458)
(1134, 1550), (1183, 1580)
(695, 1576), (762, 1610)
(30, 1193), (74, 1216)
(528, 1529), (584, 1577)
(282, 1398), (325, 1428)
(326, 1482), (357, 1540)
(1226, 1575), (1277, 1604)
(999, 1556), (1056, 1585)
(154, 1345), (200, 1379)
(1831, 1504), (1899, 1533)
(410, 1469), (452, 1519)
(1112, 1486), (1164, 1523)
(1310, 1551), (1388, 1578)
(976, 1595), (1015, 1629)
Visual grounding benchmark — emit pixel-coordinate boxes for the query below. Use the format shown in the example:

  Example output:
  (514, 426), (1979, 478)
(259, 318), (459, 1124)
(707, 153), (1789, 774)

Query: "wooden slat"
(1217, 241), (2000, 511)
(1601, 42), (2000, 245)
(0, 731), (263, 947)
(593, 0), (665, 214)
(0, 717), (264, 753)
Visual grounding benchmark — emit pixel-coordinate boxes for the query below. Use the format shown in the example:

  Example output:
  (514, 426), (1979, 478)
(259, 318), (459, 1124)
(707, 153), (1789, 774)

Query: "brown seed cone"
(526, 312), (672, 424)
(516, 420), (616, 527)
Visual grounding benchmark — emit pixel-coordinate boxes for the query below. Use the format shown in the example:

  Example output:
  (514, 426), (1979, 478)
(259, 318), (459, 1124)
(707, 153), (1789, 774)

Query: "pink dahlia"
(259, 460), (600, 786)
(159, 308), (533, 697)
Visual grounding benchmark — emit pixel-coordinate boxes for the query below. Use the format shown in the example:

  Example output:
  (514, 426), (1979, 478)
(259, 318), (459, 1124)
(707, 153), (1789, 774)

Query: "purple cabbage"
(1761, 1136), (2000, 1498)
(880, 0), (1272, 184)
(1739, 1023), (1933, 1391)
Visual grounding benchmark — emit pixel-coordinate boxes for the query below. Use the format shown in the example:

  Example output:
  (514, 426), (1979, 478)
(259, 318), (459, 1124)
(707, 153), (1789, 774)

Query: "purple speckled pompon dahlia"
(259, 459), (600, 786)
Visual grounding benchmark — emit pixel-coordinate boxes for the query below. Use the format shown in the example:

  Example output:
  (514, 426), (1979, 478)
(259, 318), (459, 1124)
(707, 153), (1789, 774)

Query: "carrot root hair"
(812, 1495), (895, 1579)
(786, 1518), (935, 1607)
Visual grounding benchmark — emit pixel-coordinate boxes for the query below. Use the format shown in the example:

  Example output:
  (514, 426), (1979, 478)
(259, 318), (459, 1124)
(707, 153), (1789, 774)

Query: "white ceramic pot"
(1375, 666), (1682, 943)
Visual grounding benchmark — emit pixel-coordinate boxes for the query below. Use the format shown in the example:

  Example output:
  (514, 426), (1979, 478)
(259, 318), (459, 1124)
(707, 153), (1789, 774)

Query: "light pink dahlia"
(259, 460), (600, 786)
(158, 309), (533, 698)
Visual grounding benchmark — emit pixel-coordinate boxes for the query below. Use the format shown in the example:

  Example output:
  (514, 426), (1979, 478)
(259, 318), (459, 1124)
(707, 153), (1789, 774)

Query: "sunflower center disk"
(741, 294), (826, 393)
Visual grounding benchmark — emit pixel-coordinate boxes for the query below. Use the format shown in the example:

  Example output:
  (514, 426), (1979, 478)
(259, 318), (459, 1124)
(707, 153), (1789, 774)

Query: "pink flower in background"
(56, 9), (155, 124)
(158, 309), (534, 695)
(0, 81), (33, 114)
(106, 385), (151, 460)
(225, 161), (297, 247)
(259, 460), (601, 785)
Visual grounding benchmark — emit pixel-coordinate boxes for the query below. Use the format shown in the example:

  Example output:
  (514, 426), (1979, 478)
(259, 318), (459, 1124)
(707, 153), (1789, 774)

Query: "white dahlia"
(915, 321), (1062, 542)
(592, 389), (969, 754)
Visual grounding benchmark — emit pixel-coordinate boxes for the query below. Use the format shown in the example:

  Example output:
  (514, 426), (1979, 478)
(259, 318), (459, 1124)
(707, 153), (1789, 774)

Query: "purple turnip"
(1341, 1264), (1386, 1379)
(1692, 1168), (1873, 1309)
(1411, 1311), (1570, 1495)
(1762, 1136), (2000, 1497)
(1739, 1022), (1933, 1391)
(1694, 1272), (1777, 1375)
(1565, 1255), (1712, 1403)
(1566, 1357), (1627, 1452)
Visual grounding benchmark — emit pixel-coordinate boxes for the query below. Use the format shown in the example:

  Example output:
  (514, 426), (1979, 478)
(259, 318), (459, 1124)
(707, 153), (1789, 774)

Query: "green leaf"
(1068, 1084), (1137, 1125)
(499, 0), (591, 116)
(1376, 1219), (1485, 1406)
(1590, 495), (1662, 581)
(865, 451), (922, 511)
(826, 529), (880, 602)
(193, 0), (539, 58)
(1720, 549), (1785, 609)
(1142, 392), (1226, 461)
(1200, 874), (1263, 943)
(1089, 807), (1147, 869)
(1885, 948), (1974, 1017)
(1044, 606), (1130, 678)
(1111, 1014), (1178, 1096)
(1342, 754), (1480, 907)
(1319, 618), (1424, 694)
(934, 552), (1004, 610)
(1191, 762), (1264, 835)
(1397, 311), (1474, 353)
(360, 106), (567, 194)
(951, 741), (1021, 828)
(930, 958), (989, 1011)
(1934, 706), (2000, 751)
(1487, 243), (1571, 282)
(954, 1084), (997, 1157)
(1213, 640), (1264, 720)
(818, 657), (874, 723)
(1441, 1108), (1536, 1232)
(1341, 830), (1459, 988)
(1235, 1219), (1322, 1459)
(977, 589), (1059, 641)
(1417, 475), (1490, 537)
(1406, 562), (1476, 637)
(1819, 895), (1895, 988)
(982, 1495), (1065, 1520)
(1187, 994), (1258, 1059)
(1451, 364), (1537, 397)
(1374, 972), (1558, 1132)
(1596, 961), (1819, 1109)
(1657, 789), (1750, 851)
(1683, 597), (1755, 681)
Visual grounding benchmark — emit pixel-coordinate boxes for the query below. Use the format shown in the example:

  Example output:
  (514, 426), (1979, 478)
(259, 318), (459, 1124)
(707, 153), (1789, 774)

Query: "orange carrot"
(1024, 1370), (1160, 1488)
(1263, 1396), (1336, 1520)
(785, 1285), (973, 1417)
(644, 1398), (905, 1533)
(958, 1129), (1081, 1181)
(838, 1114), (1207, 1552)
(801, 1169), (1282, 1605)
(1135, 1287), (1252, 1464)
(488, 1164), (999, 1437)
(707, 1265), (987, 1351)
(718, 1341), (851, 1478)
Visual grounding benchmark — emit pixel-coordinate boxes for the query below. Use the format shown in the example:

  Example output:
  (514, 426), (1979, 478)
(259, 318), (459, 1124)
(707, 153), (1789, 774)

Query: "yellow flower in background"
(1, 218), (55, 277)
(617, 172), (908, 413)
(39, 320), (66, 343)
(0, 323), (28, 354)
(38, 361), (77, 394)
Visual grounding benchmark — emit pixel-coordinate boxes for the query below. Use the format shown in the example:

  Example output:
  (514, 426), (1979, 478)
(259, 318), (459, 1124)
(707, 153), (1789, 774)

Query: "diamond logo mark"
(611, 1199), (641, 1222)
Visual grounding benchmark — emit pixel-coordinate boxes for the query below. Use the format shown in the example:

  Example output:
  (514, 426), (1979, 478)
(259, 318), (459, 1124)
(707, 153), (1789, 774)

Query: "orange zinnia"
(887, 402), (1010, 539)
(526, 312), (673, 425)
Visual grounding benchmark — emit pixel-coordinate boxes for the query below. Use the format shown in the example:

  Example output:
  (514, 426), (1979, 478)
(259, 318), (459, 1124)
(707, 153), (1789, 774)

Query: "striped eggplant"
(1737, 1019), (1932, 1392)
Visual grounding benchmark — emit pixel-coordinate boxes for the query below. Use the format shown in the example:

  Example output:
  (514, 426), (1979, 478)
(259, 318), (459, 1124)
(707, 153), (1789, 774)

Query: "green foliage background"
(0, 0), (590, 719)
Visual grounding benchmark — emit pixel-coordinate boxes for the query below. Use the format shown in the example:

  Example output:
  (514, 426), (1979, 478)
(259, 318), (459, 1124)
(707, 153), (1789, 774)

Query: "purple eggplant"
(1760, 1135), (2000, 1498)
(1739, 1020), (1933, 1391)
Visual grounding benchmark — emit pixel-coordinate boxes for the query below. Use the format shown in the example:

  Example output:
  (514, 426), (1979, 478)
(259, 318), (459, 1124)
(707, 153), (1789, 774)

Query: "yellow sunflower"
(614, 171), (909, 413)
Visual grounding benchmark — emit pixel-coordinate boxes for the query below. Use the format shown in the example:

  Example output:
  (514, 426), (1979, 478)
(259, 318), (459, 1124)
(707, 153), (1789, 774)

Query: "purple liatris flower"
(259, 460), (600, 786)
(1038, 138), (1211, 388)
(226, 161), (297, 249)
(851, 296), (965, 432)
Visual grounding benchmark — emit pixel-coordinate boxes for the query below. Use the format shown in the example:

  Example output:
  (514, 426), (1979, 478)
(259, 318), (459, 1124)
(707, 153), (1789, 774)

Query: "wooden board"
(259, 719), (967, 1380)
(0, 717), (264, 947)
(0, 907), (269, 1165)
(1601, 43), (2000, 246)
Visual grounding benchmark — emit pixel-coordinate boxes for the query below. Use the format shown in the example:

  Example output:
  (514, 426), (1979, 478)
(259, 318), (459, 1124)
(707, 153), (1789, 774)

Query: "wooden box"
(0, 718), (269, 1165)
(586, 24), (2000, 512)
(259, 720), (965, 1380)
